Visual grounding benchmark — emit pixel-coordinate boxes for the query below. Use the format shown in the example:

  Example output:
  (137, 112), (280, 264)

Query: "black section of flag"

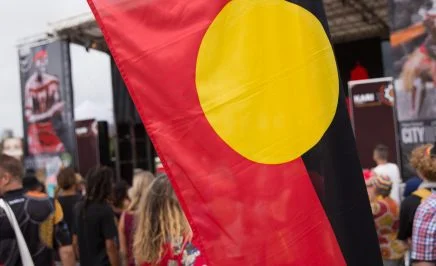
(287, 0), (384, 265)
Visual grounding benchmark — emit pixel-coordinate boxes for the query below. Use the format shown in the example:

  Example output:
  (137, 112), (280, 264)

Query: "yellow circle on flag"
(196, 0), (339, 164)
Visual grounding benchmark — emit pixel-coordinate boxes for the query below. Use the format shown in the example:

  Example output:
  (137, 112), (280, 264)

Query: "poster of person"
(18, 40), (76, 195)
(390, 0), (436, 178)
(391, 0), (436, 121)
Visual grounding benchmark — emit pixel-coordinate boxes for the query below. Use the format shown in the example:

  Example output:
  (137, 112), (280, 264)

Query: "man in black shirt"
(72, 166), (119, 266)
(0, 154), (75, 266)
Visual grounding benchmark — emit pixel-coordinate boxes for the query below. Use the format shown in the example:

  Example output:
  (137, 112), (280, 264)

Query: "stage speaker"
(115, 123), (156, 184)
(98, 121), (111, 167)
(134, 124), (155, 173)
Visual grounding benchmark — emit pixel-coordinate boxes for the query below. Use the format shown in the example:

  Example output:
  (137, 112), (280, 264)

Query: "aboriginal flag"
(88, 0), (382, 265)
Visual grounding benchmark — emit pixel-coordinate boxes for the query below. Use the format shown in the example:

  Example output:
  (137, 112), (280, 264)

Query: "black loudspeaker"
(134, 124), (155, 172)
(116, 123), (156, 184)
(98, 121), (111, 167)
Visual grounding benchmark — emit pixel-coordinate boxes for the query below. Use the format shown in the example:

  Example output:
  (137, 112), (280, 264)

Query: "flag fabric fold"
(88, 0), (382, 265)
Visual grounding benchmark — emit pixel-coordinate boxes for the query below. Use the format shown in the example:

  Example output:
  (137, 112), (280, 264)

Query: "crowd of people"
(366, 144), (436, 266)
(0, 143), (435, 266)
(0, 154), (205, 266)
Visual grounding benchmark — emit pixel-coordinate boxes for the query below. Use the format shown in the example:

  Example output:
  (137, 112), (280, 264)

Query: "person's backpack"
(0, 199), (34, 266)
(412, 188), (433, 203)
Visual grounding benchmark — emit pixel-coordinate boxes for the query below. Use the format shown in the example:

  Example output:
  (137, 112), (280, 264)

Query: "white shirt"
(373, 163), (402, 205)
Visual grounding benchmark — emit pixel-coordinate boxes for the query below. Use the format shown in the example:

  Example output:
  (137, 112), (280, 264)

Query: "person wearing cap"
(367, 174), (406, 266)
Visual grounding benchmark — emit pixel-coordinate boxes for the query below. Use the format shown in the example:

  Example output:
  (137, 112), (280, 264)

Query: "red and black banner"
(348, 78), (398, 169)
(89, 0), (382, 265)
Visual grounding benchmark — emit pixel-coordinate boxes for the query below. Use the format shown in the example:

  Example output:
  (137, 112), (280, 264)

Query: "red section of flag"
(88, 0), (346, 265)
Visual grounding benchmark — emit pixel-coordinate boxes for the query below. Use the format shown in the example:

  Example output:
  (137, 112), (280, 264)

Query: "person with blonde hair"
(133, 174), (205, 266)
(118, 170), (154, 266)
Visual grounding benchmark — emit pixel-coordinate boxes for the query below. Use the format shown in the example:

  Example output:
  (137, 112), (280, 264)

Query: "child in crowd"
(367, 174), (406, 266)
(118, 170), (155, 266)
(133, 174), (206, 266)
(73, 166), (119, 266)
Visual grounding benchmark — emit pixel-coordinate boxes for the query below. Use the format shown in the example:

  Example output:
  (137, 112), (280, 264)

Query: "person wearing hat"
(367, 174), (406, 266)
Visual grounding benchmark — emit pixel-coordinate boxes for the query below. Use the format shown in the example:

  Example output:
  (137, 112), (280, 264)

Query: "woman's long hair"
(133, 174), (189, 264)
(127, 170), (154, 212)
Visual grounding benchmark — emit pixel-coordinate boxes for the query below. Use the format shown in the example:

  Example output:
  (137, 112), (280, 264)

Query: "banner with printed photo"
(391, 0), (436, 122)
(398, 120), (436, 177)
(18, 40), (75, 196)
(390, 0), (436, 178)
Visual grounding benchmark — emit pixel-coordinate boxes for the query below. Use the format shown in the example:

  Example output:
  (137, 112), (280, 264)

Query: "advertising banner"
(348, 78), (398, 169)
(398, 120), (436, 177)
(390, 0), (436, 178)
(18, 40), (75, 195)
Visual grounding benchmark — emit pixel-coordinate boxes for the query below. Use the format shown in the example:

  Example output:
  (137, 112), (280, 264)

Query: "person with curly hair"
(398, 144), (436, 244)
